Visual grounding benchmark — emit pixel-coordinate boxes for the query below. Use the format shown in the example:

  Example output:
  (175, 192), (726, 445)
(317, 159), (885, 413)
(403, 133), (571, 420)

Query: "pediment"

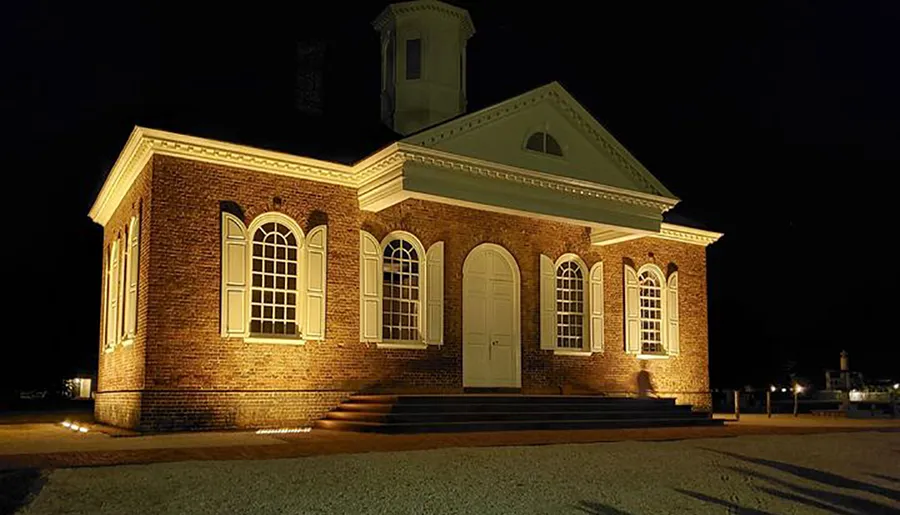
(404, 82), (675, 199)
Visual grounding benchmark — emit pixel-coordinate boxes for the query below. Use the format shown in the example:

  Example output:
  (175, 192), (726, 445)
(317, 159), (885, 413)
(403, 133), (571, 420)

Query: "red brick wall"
(98, 155), (711, 430)
(95, 160), (152, 428)
(362, 199), (711, 408)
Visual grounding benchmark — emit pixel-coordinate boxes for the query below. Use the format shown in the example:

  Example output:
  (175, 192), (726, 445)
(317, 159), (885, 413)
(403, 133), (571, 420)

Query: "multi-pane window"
(639, 270), (664, 354)
(556, 260), (584, 349)
(250, 222), (299, 337)
(382, 239), (420, 341)
(525, 132), (564, 157)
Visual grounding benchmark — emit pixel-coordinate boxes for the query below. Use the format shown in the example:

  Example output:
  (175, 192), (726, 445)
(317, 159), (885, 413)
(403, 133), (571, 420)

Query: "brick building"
(89, 0), (721, 431)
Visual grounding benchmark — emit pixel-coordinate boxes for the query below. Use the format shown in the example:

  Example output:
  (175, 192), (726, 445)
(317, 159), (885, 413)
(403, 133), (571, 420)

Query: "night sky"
(5, 1), (898, 394)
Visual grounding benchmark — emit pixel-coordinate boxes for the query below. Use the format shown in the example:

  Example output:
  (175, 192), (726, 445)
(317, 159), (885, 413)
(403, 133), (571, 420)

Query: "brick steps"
(314, 394), (721, 433)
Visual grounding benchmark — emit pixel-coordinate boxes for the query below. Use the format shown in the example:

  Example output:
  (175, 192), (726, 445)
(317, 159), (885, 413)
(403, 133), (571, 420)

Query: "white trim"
(588, 261), (604, 353)
(375, 341), (429, 350)
(357, 143), (678, 211)
(120, 338), (134, 347)
(243, 336), (306, 346)
(247, 212), (306, 244)
(553, 350), (592, 357)
(637, 354), (670, 361)
(89, 127), (355, 226)
(657, 223), (723, 247)
(88, 129), (721, 248)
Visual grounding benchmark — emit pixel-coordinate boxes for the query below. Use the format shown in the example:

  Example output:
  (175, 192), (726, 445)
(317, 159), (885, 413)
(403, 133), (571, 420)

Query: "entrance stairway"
(314, 394), (722, 433)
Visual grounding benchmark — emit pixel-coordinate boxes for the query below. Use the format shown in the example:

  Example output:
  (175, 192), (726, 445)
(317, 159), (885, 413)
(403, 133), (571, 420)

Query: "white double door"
(463, 244), (520, 388)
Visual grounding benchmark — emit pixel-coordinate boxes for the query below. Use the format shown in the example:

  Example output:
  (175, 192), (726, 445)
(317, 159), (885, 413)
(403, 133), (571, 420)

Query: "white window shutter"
(124, 216), (140, 338)
(425, 241), (444, 345)
(589, 262), (604, 353)
(667, 271), (680, 355)
(624, 264), (640, 354)
(105, 239), (120, 349)
(540, 254), (557, 350)
(304, 225), (327, 340)
(221, 213), (248, 337)
(360, 230), (383, 343)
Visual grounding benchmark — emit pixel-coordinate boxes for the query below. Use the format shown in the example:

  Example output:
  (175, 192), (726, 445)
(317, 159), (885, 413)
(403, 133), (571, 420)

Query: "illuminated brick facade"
(95, 155), (713, 431)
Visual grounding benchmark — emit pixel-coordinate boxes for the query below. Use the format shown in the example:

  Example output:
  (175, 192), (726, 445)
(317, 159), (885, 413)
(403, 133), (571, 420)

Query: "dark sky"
(5, 1), (899, 392)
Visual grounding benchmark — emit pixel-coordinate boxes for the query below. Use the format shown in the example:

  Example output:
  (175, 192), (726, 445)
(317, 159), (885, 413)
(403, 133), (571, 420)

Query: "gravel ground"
(19, 431), (900, 514)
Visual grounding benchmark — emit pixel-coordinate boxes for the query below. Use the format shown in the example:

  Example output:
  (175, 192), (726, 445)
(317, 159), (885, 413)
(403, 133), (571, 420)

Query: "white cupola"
(373, 0), (475, 135)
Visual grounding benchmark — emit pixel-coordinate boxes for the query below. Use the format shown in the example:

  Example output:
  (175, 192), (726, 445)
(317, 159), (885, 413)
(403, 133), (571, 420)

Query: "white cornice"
(89, 128), (718, 247)
(89, 127), (355, 225)
(655, 223), (723, 247)
(590, 223), (722, 247)
(357, 143), (679, 212)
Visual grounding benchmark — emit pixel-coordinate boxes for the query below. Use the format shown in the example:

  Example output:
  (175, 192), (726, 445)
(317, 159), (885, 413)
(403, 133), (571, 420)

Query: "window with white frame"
(221, 211), (327, 342)
(250, 221), (300, 337)
(540, 254), (604, 354)
(382, 238), (421, 341)
(624, 263), (680, 357)
(556, 260), (585, 349)
(359, 230), (444, 347)
(638, 269), (664, 355)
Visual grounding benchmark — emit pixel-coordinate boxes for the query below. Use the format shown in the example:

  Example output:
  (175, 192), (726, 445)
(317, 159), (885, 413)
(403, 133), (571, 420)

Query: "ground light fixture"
(255, 427), (312, 435)
(60, 421), (89, 433)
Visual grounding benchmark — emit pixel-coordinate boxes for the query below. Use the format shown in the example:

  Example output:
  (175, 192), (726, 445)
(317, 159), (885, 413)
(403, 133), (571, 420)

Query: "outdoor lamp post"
(840, 351), (850, 411)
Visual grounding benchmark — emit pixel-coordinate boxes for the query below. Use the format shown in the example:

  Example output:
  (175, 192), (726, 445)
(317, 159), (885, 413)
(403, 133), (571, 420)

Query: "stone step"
(336, 402), (693, 413)
(314, 417), (723, 434)
(348, 394), (677, 406)
(325, 409), (709, 424)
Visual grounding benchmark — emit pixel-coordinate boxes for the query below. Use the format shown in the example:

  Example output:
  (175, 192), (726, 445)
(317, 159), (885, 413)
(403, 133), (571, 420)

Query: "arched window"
(638, 269), (664, 355)
(556, 259), (585, 349)
(250, 221), (300, 337)
(382, 237), (421, 341)
(525, 132), (563, 157)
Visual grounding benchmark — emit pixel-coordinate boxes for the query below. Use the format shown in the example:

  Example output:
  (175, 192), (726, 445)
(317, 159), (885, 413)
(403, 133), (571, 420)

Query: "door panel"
(463, 245), (520, 388)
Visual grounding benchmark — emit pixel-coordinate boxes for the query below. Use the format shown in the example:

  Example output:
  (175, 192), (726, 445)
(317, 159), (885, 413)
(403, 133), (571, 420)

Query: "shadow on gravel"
(704, 448), (900, 503)
(727, 466), (898, 514)
(868, 473), (899, 484)
(674, 489), (772, 514)
(574, 500), (632, 514)
(0, 469), (47, 515)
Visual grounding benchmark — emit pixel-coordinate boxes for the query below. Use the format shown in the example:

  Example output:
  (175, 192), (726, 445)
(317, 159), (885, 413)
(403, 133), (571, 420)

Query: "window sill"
(554, 349), (593, 357)
(376, 341), (428, 350)
(120, 338), (134, 347)
(244, 336), (306, 345)
(637, 353), (669, 360)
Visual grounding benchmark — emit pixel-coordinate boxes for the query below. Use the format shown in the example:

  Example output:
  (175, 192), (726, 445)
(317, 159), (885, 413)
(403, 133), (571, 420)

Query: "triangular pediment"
(404, 82), (675, 199)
